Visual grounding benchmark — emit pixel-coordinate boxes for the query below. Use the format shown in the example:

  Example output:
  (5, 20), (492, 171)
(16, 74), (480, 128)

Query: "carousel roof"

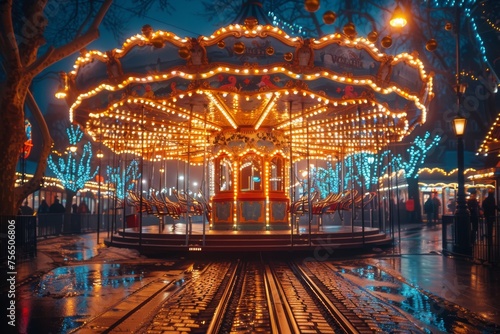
(59, 14), (434, 164)
(478, 112), (500, 155)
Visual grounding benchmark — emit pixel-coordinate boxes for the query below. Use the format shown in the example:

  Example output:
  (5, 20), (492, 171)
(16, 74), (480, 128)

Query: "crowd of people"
(19, 197), (92, 215)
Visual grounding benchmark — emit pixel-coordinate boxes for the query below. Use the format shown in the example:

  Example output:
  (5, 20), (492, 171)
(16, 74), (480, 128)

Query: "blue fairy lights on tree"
(47, 124), (98, 212)
(106, 159), (141, 200)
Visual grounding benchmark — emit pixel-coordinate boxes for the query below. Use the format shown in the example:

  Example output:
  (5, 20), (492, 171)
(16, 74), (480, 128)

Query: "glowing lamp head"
(452, 116), (467, 137)
(69, 145), (77, 153)
(96, 150), (104, 159)
(55, 85), (67, 99)
(390, 4), (407, 28)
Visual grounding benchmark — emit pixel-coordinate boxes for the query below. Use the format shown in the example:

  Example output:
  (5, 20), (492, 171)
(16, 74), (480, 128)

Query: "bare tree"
(0, 0), (173, 215)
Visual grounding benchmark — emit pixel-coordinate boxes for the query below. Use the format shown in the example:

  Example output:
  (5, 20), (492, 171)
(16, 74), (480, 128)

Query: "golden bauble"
(244, 17), (258, 30)
(445, 22), (453, 31)
(284, 52), (293, 62)
(367, 30), (378, 43)
(217, 40), (226, 48)
(381, 35), (393, 48)
(305, 0), (320, 13)
(343, 22), (356, 38)
(266, 46), (275, 56)
(233, 41), (246, 54)
(322, 10), (336, 25)
(426, 39), (438, 51)
(178, 47), (191, 59)
(151, 37), (165, 48)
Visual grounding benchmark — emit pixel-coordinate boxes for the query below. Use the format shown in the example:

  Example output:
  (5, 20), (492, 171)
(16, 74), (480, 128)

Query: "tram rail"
(208, 259), (366, 333)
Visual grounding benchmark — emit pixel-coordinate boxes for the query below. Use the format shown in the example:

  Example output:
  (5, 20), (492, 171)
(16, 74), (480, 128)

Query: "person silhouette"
(49, 197), (65, 213)
(38, 199), (49, 214)
(19, 201), (34, 215)
(467, 191), (479, 244)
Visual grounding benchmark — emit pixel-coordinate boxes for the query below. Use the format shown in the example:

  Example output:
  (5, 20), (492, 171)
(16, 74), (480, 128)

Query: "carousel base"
(104, 219), (393, 255)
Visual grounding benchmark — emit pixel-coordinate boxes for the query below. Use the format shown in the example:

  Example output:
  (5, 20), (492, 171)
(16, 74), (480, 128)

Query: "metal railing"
(442, 214), (499, 265)
(0, 215), (37, 263)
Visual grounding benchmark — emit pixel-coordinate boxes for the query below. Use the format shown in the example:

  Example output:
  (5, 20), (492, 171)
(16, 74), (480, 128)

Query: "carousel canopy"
(478, 115), (500, 155)
(59, 12), (434, 165)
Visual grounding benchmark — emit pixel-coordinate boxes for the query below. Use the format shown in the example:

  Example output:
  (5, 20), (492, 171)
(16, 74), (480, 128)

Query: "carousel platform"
(104, 219), (393, 254)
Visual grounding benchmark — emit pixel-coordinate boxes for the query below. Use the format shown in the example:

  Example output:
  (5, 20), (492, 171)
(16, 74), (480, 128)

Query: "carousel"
(57, 2), (434, 251)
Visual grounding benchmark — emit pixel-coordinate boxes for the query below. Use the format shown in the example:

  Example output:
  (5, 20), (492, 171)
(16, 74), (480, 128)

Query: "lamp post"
(452, 3), (471, 255)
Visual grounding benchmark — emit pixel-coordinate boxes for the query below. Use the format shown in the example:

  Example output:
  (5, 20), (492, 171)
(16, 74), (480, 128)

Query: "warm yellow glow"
(453, 117), (467, 136)
(390, 4), (407, 28)
(55, 88), (67, 99)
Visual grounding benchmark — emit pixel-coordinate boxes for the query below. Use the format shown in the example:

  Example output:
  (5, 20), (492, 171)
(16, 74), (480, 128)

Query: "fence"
(37, 213), (115, 237)
(442, 214), (500, 265)
(0, 213), (118, 263)
(0, 215), (37, 263)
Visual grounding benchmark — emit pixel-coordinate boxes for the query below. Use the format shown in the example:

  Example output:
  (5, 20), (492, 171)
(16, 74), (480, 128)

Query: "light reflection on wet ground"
(12, 226), (500, 333)
(336, 261), (499, 333)
(16, 263), (167, 334)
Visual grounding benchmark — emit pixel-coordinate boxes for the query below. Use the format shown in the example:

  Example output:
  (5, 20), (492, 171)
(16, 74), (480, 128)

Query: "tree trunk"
(407, 177), (422, 223)
(65, 189), (77, 213)
(0, 76), (27, 215)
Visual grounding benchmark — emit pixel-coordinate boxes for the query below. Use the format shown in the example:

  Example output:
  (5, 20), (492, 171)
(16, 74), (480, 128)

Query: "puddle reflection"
(339, 263), (497, 333)
(17, 263), (161, 333)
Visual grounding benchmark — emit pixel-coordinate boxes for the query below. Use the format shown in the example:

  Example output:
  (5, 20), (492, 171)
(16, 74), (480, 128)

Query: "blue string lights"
(393, 132), (442, 179)
(47, 125), (98, 193)
(106, 159), (141, 200)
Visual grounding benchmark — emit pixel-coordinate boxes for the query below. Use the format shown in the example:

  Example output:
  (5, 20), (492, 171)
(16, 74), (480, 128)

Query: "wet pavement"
(4, 223), (500, 333)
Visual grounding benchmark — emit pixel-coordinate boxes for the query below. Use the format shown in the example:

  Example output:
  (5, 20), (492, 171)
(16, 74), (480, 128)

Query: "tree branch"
(26, 46), (54, 73)
(30, 0), (113, 77)
(19, 0), (48, 68)
(15, 89), (54, 203)
(0, 0), (22, 69)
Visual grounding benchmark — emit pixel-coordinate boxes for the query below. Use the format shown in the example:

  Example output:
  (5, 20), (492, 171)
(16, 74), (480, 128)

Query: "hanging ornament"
(343, 22), (356, 38)
(305, 0), (320, 13)
(233, 41), (246, 54)
(178, 47), (191, 59)
(244, 17), (258, 30)
(445, 22), (453, 31)
(381, 35), (393, 48)
(425, 39), (438, 51)
(284, 52), (293, 61)
(367, 31), (378, 43)
(322, 10), (336, 25)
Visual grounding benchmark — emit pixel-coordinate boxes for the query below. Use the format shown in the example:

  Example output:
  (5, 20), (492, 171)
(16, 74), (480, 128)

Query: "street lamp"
(453, 113), (470, 254)
(389, 1), (407, 28)
(452, 2), (471, 255)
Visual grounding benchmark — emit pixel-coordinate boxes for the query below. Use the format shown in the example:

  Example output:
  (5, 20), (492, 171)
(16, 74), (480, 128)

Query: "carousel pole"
(289, 101), (295, 245)
(122, 152), (126, 235)
(139, 106), (145, 248)
(96, 118), (103, 244)
(185, 104), (194, 245)
(358, 107), (365, 245)
(302, 102), (312, 246)
(376, 129), (383, 230)
(202, 105), (208, 246)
